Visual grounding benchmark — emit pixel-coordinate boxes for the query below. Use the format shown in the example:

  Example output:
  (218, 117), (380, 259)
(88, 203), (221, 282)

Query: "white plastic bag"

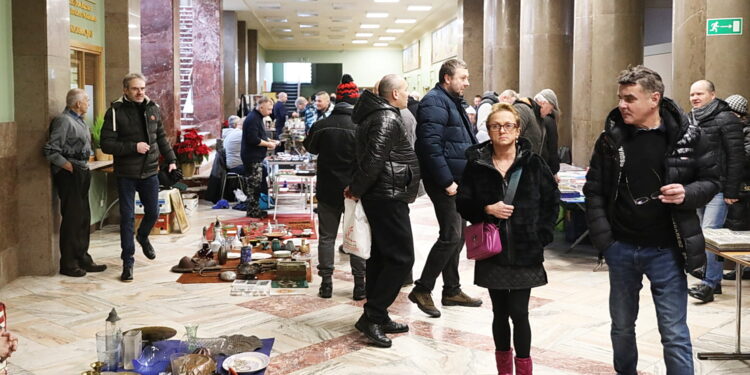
(342, 199), (371, 260)
(233, 188), (247, 202)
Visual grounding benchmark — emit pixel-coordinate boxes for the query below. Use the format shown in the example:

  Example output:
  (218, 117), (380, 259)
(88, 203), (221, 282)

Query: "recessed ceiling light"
(360, 24), (380, 29)
(329, 26), (347, 32)
(395, 19), (416, 24)
(297, 11), (318, 17)
(355, 32), (373, 37)
(279, 36), (294, 40)
(275, 28), (292, 33)
(332, 2), (354, 9)
(373, 42), (388, 46)
(302, 31), (319, 36)
(407, 5), (432, 11)
(331, 17), (352, 22)
(352, 40), (368, 44)
(386, 28), (404, 33)
(258, 3), (282, 9)
(366, 12), (388, 18)
(379, 36), (396, 41)
(265, 17), (288, 23)
(374, 0), (399, 3)
(299, 24), (317, 28)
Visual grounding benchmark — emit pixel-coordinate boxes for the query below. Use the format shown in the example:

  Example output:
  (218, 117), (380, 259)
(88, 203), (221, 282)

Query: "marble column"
(483, 0), (520, 93)
(191, 0), (223, 137)
(571, 0), (644, 166)
(141, 0), (180, 143)
(672, 0), (706, 110)
(237, 20), (247, 95)
(105, 0), (142, 101)
(519, 0), (574, 148)
(705, 0), (750, 99)
(248, 29), (258, 94)
(222, 11), (237, 119)
(7, 0), (71, 281)
(458, 0), (484, 99)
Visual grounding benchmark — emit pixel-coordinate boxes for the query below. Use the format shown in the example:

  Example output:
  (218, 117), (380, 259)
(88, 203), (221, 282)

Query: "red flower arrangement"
(174, 129), (211, 164)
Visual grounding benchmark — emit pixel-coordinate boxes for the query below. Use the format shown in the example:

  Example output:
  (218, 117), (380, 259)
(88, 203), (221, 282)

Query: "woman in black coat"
(456, 103), (559, 375)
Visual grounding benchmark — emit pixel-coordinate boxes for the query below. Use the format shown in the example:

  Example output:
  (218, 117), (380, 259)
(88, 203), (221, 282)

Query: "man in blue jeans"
(686, 80), (745, 303)
(584, 66), (719, 374)
(101, 73), (177, 282)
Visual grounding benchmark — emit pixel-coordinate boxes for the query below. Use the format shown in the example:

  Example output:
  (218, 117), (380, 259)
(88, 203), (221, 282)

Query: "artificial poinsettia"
(174, 129), (210, 164)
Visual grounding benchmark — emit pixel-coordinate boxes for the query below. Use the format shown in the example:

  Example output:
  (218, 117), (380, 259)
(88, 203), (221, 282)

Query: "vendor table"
(558, 163), (588, 252)
(697, 243), (750, 361)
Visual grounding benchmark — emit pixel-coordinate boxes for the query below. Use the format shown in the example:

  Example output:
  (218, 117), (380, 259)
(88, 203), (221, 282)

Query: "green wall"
(0, 0), (13, 122)
(70, 0), (105, 47)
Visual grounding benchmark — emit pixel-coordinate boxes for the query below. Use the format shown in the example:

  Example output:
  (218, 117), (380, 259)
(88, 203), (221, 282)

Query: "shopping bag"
(342, 199), (371, 260)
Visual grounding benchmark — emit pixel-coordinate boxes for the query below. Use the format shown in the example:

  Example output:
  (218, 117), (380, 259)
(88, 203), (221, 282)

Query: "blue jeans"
(604, 241), (693, 375)
(117, 175), (159, 267)
(697, 193), (728, 288)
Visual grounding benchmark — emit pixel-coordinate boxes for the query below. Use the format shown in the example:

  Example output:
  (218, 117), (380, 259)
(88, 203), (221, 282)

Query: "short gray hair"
(377, 74), (404, 99)
(295, 97), (308, 106)
(256, 96), (272, 107)
(66, 88), (86, 108)
(123, 72), (147, 89)
(315, 91), (330, 101)
(499, 89), (518, 100)
(617, 65), (664, 98)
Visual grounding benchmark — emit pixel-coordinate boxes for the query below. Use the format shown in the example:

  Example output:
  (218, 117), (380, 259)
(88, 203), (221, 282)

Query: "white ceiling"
(223, 0), (458, 50)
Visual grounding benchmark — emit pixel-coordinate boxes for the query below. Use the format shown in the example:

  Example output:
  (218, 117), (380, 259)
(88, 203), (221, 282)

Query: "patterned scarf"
(690, 98), (719, 124)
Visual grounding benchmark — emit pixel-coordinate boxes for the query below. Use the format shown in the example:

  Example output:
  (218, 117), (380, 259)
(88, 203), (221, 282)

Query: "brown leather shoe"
(408, 289), (441, 317)
(442, 291), (483, 307)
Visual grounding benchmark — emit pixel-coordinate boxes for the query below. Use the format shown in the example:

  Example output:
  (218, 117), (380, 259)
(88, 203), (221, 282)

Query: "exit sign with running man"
(707, 18), (743, 36)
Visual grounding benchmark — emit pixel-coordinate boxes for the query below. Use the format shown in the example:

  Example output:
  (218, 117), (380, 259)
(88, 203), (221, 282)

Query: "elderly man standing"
(43, 88), (107, 277)
(347, 75), (420, 348)
(242, 97), (278, 218)
(410, 58), (481, 318)
(101, 73), (177, 282)
(272, 92), (288, 140)
(584, 66), (719, 374)
(686, 80), (745, 303)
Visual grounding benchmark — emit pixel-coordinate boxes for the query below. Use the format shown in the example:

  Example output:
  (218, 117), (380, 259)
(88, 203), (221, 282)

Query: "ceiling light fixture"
(331, 17), (352, 22)
(360, 24), (380, 29)
(407, 5), (432, 11)
(385, 28), (404, 33)
(395, 19), (416, 24)
(258, 3), (282, 9)
(366, 12), (388, 18)
(352, 40), (368, 44)
(265, 17), (288, 23)
(297, 11), (318, 17)
(373, 42), (388, 46)
(379, 36), (396, 41)
(374, 0), (399, 3)
(276, 28), (292, 33)
(299, 24), (317, 28)
(355, 32), (373, 37)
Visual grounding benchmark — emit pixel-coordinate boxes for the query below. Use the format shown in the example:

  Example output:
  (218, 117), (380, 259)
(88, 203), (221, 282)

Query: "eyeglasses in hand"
(625, 169), (662, 206)
(487, 122), (518, 132)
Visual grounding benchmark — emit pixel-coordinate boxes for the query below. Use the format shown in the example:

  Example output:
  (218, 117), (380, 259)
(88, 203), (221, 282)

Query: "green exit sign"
(707, 18), (743, 35)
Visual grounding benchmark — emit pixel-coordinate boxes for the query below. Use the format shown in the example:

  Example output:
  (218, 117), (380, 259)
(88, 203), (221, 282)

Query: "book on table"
(703, 228), (750, 251)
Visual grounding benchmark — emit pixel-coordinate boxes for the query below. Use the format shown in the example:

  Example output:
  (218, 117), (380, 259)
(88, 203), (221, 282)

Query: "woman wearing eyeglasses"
(456, 103), (559, 375)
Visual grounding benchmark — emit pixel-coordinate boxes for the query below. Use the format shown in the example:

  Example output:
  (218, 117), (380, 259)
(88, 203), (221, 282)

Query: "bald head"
(377, 74), (408, 109)
(689, 79), (716, 109)
(278, 92), (288, 102)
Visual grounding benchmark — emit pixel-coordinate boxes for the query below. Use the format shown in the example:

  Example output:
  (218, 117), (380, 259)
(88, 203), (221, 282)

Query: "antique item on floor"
(299, 239), (310, 255)
(124, 326), (177, 346)
(237, 262), (261, 279)
(218, 335), (263, 355)
(170, 353), (215, 375)
(273, 250), (291, 258)
(226, 249), (241, 260)
(300, 228), (313, 237)
(285, 240), (295, 252)
(171, 256), (196, 273)
(230, 280), (272, 296)
(240, 246), (253, 263)
(222, 352), (270, 372)
(218, 244), (228, 265)
(277, 261), (307, 281)
(122, 329), (142, 370)
(251, 252), (271, 260)
(271, 238), (282, 251)
(220, 271), (237, 281)
(265, 231), (286, 239)
(96, 330), (120, 371)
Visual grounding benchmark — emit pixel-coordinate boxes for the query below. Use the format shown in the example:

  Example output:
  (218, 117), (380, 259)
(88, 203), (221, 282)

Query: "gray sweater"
(43, 109), (92, 173)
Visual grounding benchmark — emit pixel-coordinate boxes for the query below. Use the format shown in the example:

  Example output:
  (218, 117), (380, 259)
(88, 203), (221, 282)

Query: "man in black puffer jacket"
(101, 73), (177, 282)
(347, 75), (420, 349)
(685, 80), (745, 303)
(584, 66), (719, 375)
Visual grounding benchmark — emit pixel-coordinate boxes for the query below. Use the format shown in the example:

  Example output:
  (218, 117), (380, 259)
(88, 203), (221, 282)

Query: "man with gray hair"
(347, 74), (420, 348)
(43, 88), (106, 277)
(534, 89), (561, 176)
(101, 73), (177, 282)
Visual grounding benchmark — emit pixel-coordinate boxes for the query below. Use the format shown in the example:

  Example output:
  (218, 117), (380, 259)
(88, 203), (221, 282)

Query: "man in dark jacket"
(346, 75), (420, 348)
(43, 88), (106, 277)
(303, 84), (366, 301)
(101, 73), (177, 282)
(272, 92), (288, 140)
(241, 97), (278, 218)
(411, 58), (481, 318)
(583, 66), (719, 375)
(534, 89), (561, 176)
(513, 97), (545, 155)
(686, 80), (745, 303)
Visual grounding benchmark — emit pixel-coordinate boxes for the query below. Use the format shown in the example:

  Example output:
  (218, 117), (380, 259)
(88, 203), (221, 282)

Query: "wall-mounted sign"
(707, 18), (743, 36)
(69, 0), (104, 46)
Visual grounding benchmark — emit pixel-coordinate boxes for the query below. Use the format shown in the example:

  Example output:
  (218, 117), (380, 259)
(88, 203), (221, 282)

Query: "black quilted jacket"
(456, 138), (559, 267)
(349, 90), (421, 203)
(583, 97), (720, 274)
(690, 99), (745, 199)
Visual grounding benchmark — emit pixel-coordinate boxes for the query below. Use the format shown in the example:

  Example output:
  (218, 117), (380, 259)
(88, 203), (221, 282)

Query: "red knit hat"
(336, 81), (360, 103)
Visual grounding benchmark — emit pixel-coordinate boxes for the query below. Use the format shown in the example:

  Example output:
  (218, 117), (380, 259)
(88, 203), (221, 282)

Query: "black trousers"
(361, 199), (415, 324)
(489, 288), (532, 358)
(53, 166), (93, 271)
(414, 180), (465, 296)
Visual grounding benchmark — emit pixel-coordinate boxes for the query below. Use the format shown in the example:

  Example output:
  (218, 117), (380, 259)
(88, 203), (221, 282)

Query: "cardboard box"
(134, 213), (171, 235)
(134, 190), (173, 214)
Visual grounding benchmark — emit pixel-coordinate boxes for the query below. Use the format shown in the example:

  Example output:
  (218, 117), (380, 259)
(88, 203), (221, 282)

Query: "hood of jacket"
(603, 96), (693, 149)
(331, 101), (354, 116)
(352, 90), (400, 124)
(481, 91), (499, 104)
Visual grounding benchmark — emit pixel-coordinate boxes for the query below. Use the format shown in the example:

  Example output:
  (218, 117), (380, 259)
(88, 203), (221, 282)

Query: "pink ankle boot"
(514, 356), (532, 375)
(495, 349), (513, 375)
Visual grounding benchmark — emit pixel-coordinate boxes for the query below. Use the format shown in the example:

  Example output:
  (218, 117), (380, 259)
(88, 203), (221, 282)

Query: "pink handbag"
(464, 167), (522, 261)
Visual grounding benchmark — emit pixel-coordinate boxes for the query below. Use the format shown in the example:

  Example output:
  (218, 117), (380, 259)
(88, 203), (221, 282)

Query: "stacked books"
(703, 228), (750, 251)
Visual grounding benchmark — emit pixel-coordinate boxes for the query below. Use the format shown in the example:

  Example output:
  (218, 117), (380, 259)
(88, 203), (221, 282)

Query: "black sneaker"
(688, 283), (715, 303)
(121, 265), (134, 282)
(136, 235), (156, 260)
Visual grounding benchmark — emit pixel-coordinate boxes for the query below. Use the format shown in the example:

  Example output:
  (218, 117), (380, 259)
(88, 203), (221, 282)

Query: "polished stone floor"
(1, 196), (749, 374)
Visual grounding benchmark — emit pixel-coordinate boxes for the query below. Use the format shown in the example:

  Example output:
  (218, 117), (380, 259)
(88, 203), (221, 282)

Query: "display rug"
(176, 248), (313, 284)
(218, 213), (318, 240)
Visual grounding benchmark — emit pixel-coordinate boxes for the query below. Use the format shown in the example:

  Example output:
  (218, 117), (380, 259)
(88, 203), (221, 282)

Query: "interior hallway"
(1, 197), (749, 374)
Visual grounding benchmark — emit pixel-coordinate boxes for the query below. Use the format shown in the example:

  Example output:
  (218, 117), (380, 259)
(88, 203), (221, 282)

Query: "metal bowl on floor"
(124, 326), (177, 346)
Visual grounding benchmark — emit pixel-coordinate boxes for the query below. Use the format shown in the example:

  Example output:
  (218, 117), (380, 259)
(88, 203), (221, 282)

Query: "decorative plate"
(227, 251), (241, 259)
(222, 352), (270, 372)
(251, 253), (272, 260)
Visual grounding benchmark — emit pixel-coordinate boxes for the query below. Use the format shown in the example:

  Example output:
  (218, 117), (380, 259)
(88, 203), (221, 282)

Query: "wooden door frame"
(70, 41), (105, 119)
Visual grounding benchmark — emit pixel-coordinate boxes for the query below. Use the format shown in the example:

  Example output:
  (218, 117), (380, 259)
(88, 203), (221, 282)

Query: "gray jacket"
(43, 109), (92, 174)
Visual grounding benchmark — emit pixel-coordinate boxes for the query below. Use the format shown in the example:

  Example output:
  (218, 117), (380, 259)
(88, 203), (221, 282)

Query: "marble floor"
(1, 196), (749, 374)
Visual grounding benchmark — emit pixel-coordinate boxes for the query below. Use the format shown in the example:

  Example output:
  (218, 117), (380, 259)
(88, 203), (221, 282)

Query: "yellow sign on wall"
(69, 0), (102, 44)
